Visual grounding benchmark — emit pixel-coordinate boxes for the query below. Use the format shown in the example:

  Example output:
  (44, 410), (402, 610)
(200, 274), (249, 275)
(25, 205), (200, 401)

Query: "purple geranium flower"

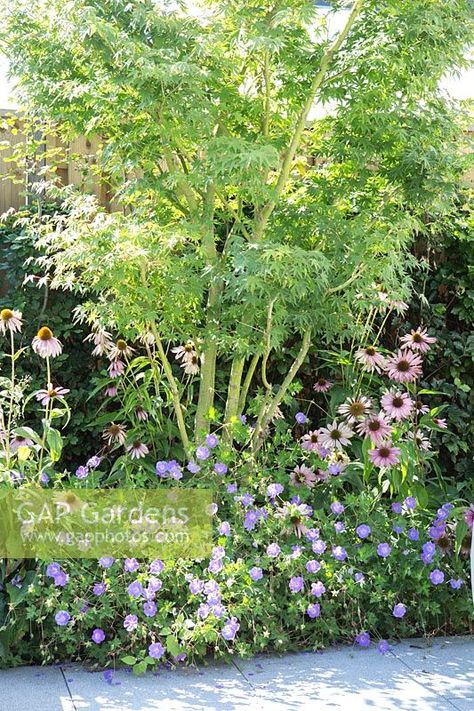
(127, 581), (144, 598)
(143, 601), (157, 617)
(378, 639), (391, 654)
(227, 483), (237, 494)
(267, 483), (284, 500)
(392, 603), (406, 618)
(407, 528), (419, 541)
(249, 566), (263, 581)
(429, 568), (444, 585)
(92, 628), (105, 644)
(189, 578), (204, 595)
(186, 461), (201, 474)
(449, 578), (463, 589)
(87, 455), (101, 469)
(75, 465), (89, 479)
(307, 603), (321, 619)
(205, 434), (219, 448)
(332, 545), (347, 561)
(196, 445), (210, 461)
(93, 582), (106, 596)
(46, 563), (61, 578)
(377, 542), (391, 558)
(354, 572), (365, 583)
(356, 524), (371, 539)
(312, 539), (327, 555)
(148, 642), (165, 659)
(218, 521), (231, 536)
(124, 558), (139, 573)
(123, 614), (138, 632)
(334, 521), (346, 533)
(149, 560), (164, 575)
(311, 581), (326, 598)
(289, 576), (304, 593)
(53, 571), (69, 587)
(214, 462), (228, 476)
(391, 502), (403, 514)
(306, 560), (321, 574)
(330, 501), (344, 515)
(55, 610), (70, 626)
(295, 412), (307, 424)
(221, 617), (240, 641)
(355, 632), (371, 648)
(404, 496), (417, 510)
(266, 543), (281, 558)
(98, 557), (114, 569)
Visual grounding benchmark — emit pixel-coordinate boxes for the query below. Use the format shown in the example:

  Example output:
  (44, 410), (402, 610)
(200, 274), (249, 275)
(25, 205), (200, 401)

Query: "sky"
(0, 6), (472, 111)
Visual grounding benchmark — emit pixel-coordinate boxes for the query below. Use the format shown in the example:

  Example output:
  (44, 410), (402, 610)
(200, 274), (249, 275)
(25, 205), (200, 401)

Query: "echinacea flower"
(415, 400), (429, 415)
(464, 505), (474, 529)
(319, 420), (353, 451)
(313, 378), (333, 393)
(35, 383), (70, 406)
(102, 423), (127, 446)
(407, 429), (431, 451)
(135, 407), (149, 422)
(0, 308), (22, 335)
(9, 435), (34, 452)
(108, 360), (125, 378)
(433, 417), (447, 429)
(109, 339), (134, 361)
(355, 345), (386, 373)
(337, 396), (372, 422)
(381, 391), (414, 421)
(172, 341), (196, 362)
(290, 464), (317, 488)
(357, 414), (392, 444)
(385, 349), (423, 383)
(127, 441), (149, 459)
(300, 430), (321, 452)
(181, 354), (200, 375)
(400, 327), (436, 353)
(369, 443), (401, 468)
(32, 326), (62, 358)
(84, 325), (113, 357)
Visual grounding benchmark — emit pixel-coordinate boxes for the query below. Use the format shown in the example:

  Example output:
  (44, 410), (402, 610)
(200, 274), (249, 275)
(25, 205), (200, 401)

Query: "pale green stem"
(252, 329), (312, 450)
(38, 356), (52, 475)
(223, 355), (246, 443)
(238, 353), (260, 413)
(4, 329), (15, 469)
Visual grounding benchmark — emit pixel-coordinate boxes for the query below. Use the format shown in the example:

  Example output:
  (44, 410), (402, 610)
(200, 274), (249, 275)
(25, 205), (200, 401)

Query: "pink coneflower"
(108, 360), (125, 378)
(337, 396), (372, 423)
(415, 399), (429, 415)
(127, 441), (149, 459)
(319, 420), (353, 451)
(32, 327), (62, 358)
(313, 378), (333, 393)
(464, 505), (474, 529)
(355, 345), (386, 373)
(84, 326), (113, 356)
(0, 308), (23, 335)
(109, 339), (134, 361)
(407, 429), (431, 451)
(135, 407), (149, 422)
(105, 385), (118, 397)
(172, 341), (196, 362)
(10, 435), (34, 452)
(385, 349), (423, 383)
(400, 327), (436, 354)
(390, 300), (409, 314)
(433, 417), (447, 429)
(301, 430), (321, 452)
(290, 465), (317, 488)
(181, 354), (200, 375)
(102, 423), (127, 446)
(381, 391), (414, 421)
(357, 414), (392, 444)
(35, 383), (70, 406)
(369, 442), (401, 468)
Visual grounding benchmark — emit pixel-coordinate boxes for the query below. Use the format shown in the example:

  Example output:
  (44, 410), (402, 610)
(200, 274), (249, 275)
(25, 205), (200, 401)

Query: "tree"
(1, 0), (472, 450)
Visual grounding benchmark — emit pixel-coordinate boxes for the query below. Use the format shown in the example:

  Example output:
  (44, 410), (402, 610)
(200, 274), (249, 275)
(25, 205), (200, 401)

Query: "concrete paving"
(0, 636), (472, 710)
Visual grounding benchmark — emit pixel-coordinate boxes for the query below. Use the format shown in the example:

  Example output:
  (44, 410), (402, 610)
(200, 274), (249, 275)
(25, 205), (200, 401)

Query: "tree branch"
(252, 0), (365, 241)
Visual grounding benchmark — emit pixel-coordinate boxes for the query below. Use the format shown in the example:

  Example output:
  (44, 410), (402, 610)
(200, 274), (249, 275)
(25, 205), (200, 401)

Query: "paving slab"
(0, 665), (75, 711)
(235, 646), (461, 710)
(0, 637), (472, 711)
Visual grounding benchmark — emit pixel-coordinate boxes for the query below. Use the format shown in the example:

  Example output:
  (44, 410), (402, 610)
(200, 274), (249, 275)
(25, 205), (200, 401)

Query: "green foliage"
(0, 206), (97, 468)
(0, 0), (471, 440)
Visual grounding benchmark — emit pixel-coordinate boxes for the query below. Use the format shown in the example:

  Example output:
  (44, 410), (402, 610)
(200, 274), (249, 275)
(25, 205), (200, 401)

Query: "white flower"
(319, 420), (354, 451)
